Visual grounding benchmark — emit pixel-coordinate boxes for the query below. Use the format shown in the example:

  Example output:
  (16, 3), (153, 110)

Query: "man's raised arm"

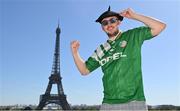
(70, 40), (90, 76)
(120, 8), (166, 36)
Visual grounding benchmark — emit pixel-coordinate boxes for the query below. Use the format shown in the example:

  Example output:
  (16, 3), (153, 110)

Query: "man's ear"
(101, 25), (105, 31)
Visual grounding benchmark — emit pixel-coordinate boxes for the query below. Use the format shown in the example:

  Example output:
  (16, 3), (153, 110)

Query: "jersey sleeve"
(85, 51), (101, 73)
(131, 26), (153, 45)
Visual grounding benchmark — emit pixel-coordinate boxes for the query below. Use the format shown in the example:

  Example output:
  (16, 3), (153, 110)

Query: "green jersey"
(85, 26), (153, 104)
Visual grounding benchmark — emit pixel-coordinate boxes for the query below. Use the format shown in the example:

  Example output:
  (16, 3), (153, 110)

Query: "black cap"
(95, 6), (123, 23)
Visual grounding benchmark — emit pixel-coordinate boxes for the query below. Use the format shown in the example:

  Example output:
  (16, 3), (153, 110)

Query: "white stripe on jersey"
(102, 42), (111, 52)
(91, 52), (99, 62)
(91, 42), (111, 61)
(96, 46), (104, 59)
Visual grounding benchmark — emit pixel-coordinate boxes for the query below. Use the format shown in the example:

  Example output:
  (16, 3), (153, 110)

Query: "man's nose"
(107, 23), (112, 27)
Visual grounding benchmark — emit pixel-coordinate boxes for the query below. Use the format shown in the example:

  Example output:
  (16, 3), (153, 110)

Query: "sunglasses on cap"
(101, 18), (119, 26)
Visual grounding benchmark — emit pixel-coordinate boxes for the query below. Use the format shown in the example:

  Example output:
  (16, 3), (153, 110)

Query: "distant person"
(70, 6), (166, 111)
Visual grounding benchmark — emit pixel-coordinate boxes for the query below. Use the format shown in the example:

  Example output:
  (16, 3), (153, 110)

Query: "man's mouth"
(107, 26), (114, 31)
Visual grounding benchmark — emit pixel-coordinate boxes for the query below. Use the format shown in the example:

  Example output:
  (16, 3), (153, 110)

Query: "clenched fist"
(71, 40), (80, 54)
(119, 8), (137, 19)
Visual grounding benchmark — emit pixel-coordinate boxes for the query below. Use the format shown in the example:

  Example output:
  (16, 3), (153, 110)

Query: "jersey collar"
(107, 30), (123, 44)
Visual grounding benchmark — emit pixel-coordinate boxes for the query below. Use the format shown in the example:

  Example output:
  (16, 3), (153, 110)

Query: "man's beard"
(107, 30), (119, 38)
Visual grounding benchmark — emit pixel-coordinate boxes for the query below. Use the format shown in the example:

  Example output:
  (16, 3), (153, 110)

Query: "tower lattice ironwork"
(36, 24), (70, 110)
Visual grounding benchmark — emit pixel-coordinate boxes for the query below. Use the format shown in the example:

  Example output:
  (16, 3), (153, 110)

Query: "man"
(70, 6), (166, 111)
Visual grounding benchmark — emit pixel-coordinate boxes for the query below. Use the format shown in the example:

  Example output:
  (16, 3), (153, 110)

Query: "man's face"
(101, 16), (120, 36)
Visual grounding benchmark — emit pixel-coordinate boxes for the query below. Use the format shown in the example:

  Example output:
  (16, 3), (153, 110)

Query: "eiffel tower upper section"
(52, 24), (61, 75)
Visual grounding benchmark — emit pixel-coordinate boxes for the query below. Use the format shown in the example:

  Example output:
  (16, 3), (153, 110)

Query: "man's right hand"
(71, 40), (80, 54)
(70, 40), (90, 75)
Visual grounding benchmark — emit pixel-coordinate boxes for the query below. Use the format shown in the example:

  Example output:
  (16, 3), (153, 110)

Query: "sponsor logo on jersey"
(99, 52), (127, 66)
(91, 42), (127, 66)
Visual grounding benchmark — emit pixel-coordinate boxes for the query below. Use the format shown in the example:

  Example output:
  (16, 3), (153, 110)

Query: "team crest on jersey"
(120, 40), (127, 48)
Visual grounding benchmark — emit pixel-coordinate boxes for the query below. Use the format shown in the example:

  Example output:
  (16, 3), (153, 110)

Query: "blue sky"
(0, 0), (180, 106)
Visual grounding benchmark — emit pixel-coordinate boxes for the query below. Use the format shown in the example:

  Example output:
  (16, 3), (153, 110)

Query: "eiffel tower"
(36, 24), (70, 110)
